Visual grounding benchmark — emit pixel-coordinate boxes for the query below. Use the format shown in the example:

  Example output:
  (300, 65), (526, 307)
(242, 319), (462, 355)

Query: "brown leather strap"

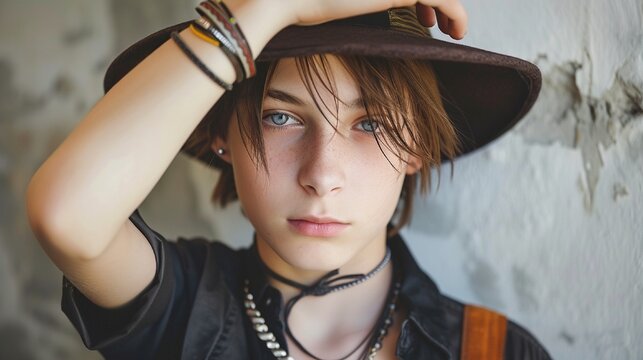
(460, 304), (508, 360)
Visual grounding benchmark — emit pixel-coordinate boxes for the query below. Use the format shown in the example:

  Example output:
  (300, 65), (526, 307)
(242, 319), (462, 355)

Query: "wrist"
(225, 0), (293, 58)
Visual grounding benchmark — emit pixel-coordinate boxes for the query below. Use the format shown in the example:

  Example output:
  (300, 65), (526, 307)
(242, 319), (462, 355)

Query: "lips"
(292, 216), (348, 224)
(287, 216), (349, 237)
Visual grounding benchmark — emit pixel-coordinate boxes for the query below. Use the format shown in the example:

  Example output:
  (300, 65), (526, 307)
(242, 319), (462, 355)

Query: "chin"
(276, 237), (355, 272)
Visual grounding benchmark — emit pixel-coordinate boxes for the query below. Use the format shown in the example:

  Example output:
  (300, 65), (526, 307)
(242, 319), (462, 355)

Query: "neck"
(255, 232), (391, 305)
(252, 232), (399, 359)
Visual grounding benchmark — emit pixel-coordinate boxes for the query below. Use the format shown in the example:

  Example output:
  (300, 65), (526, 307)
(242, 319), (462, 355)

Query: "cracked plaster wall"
(0, 0), (641, 359)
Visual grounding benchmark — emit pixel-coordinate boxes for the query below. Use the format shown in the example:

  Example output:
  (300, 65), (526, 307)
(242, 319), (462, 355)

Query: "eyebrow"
(265, 88), (365, 110)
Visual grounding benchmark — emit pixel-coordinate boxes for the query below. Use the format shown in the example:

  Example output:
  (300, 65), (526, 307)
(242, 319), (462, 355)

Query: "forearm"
(26, 1), (287, 258)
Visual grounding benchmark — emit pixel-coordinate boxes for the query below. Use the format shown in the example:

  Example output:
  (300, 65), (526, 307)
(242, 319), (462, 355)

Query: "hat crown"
(332, 6), (432, 39)
(387, 7), (432, 39)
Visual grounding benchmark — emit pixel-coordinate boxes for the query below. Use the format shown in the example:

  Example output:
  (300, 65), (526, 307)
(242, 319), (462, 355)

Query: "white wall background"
(1, 0), (641, 359)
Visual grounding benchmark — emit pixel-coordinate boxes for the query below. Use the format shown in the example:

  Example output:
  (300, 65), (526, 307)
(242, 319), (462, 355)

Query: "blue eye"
(263, 112), (298, 127)
(358, 119), (380, 133)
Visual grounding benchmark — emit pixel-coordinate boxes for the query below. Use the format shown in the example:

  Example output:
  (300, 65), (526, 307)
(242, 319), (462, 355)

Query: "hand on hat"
(414, 3), (467, 39)
(284, 0), (468, 39)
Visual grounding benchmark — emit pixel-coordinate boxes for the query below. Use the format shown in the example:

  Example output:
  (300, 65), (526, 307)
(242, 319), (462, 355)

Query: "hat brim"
(104, 20), (541, 167)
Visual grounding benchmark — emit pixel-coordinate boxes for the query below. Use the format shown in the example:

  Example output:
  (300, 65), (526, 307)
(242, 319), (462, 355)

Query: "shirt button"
(265, 298), (272, 306)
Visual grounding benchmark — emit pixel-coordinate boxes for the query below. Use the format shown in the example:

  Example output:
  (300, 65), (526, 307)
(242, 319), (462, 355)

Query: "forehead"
(266, 55), (362, 105)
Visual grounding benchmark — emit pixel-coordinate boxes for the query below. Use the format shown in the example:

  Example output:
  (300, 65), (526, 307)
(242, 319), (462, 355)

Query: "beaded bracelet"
(170, 31), (233, 91)
(196, 0), (255, 78)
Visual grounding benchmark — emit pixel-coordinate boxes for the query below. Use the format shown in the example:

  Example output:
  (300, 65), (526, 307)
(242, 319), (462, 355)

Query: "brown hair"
(184, 54), (462, 236)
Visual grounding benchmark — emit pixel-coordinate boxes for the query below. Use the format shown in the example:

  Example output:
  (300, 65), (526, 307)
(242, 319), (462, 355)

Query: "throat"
(287, 261), (393, 325)
(282, 261), (396, 359)
(258, 244), (393, 306)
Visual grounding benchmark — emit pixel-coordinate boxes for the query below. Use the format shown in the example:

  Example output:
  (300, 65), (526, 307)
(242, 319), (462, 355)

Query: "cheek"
(347, 143), (407, 211)
(231, 140), (293, 216)
(227, 134), (268, 213)
(356, 136), (408, 180)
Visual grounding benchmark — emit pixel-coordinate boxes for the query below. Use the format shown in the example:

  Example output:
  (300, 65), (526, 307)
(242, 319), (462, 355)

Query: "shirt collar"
(388, 232), (452, 358)
(242, 231), (452, 359)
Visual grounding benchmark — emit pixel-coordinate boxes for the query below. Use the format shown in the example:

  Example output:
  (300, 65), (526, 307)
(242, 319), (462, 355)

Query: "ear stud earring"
(216, 148), (226, 155)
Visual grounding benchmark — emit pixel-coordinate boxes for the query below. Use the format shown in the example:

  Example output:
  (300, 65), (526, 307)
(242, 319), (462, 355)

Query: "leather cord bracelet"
(170, 31), (234, 91)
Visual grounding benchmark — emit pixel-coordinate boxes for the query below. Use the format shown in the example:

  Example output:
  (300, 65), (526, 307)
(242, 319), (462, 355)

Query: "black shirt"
(61, 209), (553, 359)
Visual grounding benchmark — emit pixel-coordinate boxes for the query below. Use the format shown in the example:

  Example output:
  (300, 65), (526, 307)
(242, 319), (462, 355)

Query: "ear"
(405, 154), (422, 175)
(211, 136), (232, 164)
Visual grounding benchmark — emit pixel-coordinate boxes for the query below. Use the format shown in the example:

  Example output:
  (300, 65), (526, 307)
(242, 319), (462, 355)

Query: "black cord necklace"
(244, 246), (401, 360)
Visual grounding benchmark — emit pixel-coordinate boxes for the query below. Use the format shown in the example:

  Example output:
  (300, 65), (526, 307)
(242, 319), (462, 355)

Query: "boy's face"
(218, 55), (420, 274)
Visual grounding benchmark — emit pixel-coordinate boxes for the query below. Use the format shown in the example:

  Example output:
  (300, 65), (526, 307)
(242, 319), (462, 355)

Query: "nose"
(297, 129), (346, 197)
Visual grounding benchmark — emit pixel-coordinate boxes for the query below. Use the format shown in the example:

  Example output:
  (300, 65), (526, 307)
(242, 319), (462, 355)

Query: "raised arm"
(25, 3), (286, 261)
(25, 1), (289, 308)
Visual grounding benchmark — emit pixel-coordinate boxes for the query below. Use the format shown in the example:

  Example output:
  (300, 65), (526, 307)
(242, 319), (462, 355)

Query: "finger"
(415, 4), (436, 27)
(422, 0), (468, 39)
(436, 9), (449, 34)
(448, 18), (464, 39)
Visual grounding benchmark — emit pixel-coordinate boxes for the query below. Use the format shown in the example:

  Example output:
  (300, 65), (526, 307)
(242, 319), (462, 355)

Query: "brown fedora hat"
(103, 7), (541, 167)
